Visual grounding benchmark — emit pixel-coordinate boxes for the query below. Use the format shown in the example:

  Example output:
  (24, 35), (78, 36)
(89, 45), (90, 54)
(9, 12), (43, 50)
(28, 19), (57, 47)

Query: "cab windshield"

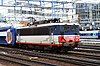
(50, 25), (79, 35)
(62, 25), (79, 35)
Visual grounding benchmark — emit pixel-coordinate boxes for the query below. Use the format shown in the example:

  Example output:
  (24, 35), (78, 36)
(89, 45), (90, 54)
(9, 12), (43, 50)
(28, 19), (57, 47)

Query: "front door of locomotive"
(49, 25), (60, 44)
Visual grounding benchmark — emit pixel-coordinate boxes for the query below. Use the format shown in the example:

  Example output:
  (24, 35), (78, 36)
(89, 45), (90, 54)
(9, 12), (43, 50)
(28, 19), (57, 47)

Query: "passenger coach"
(80, 30), (100, 39)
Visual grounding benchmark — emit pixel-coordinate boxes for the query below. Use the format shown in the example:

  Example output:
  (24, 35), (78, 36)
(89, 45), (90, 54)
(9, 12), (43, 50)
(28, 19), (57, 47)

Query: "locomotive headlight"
(76, 36), (78, 38)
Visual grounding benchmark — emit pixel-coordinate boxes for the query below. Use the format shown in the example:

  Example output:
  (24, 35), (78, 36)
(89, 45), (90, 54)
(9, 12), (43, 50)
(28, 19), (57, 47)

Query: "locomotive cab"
(49, 23), (80, 51)
(57, 24), (80, 50)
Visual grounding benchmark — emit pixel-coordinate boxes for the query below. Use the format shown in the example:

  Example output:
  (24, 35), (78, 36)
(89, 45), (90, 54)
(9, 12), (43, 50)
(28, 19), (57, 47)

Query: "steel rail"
(0, 47), (100, 66)
(68, 51), (100, 60)
(0, 52), (57, 66)
(74, 48), (100, 53)
(78, 45), (100, 50)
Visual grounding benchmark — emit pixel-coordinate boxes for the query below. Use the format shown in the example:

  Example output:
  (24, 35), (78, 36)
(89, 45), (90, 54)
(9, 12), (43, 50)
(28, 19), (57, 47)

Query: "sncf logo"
(6, 29), (12, 44)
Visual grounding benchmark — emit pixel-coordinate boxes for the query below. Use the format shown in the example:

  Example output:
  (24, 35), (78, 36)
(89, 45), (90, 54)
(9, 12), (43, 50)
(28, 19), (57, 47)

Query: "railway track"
(0, 47), (100, 66)
(78, 42), (100, 49)
(73, 47), (100, 53)
(0, 52), (56, 66)
(78, 45), (100, 50)
(68, 51), (100, 60)
(76, 41), (100, 53)
(0, 47), (76, 66)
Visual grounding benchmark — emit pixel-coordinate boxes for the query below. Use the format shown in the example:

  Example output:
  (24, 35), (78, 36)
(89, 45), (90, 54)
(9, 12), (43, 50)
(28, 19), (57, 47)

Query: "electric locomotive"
(0, 19), (80, 51)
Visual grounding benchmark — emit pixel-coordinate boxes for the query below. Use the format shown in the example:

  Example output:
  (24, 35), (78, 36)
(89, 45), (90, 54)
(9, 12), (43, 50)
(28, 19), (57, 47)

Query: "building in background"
(0, 0), (79, 23)
(0, 0), (99, 28)
(76, 3), (100, 30)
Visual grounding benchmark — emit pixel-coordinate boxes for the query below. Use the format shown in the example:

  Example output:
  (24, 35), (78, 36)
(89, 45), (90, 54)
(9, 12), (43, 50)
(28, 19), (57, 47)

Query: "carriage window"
(90, 33), (93, 36)
(50, 26), (57, 33)
(17, 27), (49, 35)
(61, 25), (79, 35)
(63, 25), (79, 31)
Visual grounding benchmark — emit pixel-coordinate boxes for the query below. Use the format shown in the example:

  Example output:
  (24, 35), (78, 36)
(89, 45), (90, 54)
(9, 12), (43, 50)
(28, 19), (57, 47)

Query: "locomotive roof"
(16, 22), (79, 29)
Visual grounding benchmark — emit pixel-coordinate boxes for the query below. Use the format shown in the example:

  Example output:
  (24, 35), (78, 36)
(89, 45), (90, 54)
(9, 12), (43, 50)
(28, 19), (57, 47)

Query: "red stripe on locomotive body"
(16, 42), (62, 47)
(58, 35), (80, 43)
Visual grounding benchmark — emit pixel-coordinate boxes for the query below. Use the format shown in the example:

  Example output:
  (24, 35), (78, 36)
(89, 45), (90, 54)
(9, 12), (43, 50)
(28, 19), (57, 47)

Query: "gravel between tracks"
(0, 51), (78, 66)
